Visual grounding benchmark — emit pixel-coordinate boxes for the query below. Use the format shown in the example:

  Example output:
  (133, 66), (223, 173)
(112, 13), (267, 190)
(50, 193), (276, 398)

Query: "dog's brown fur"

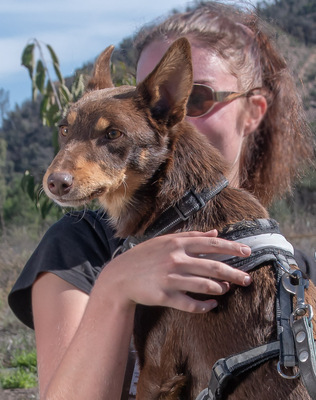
(43, 38), (316, 399)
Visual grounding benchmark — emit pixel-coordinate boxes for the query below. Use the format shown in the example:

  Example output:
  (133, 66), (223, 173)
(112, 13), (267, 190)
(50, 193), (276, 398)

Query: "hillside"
(258, 0), (316, 46)
(274, 30), (316, 127)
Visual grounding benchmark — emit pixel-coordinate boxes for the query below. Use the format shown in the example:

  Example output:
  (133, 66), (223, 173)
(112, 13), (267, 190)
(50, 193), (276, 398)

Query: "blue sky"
(0, 0), (257, 110)
(0, 0), (187, 109)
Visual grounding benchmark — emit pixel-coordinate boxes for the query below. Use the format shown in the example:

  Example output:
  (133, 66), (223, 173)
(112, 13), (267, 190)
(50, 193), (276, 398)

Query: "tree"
(18, 39), (86, 218)
(0, 101), (54, 181)
(0, 89), (9, 126)
(0, 138), (7, 235)
(257, 0), (316, 45)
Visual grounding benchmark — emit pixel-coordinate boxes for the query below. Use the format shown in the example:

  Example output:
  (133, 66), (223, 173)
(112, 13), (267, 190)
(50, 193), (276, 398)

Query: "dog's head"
(43, 38), (193, 220)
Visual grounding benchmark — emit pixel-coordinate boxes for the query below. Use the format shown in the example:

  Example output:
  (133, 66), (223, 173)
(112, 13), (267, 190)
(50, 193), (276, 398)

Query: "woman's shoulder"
(30, 209), (122, 265)
(47, 210), (117, 242)
(8, 209), (123, 329)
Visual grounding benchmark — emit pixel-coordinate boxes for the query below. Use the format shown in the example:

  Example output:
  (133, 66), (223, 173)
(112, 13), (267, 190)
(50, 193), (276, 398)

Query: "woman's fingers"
(179, 258), (252, 287)
(152, 233), (252, 286)
(162, 292), (219, 314)
(176, 232), (251, 258)
(106, 230), (253, 311)
(168, 273), (230, 295)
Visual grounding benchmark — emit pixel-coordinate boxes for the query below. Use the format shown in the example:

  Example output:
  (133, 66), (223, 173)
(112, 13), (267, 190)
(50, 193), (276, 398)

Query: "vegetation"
(0, 0), (315, 394)
(258, 0), (316, 45)
(0, 350), (37, 389)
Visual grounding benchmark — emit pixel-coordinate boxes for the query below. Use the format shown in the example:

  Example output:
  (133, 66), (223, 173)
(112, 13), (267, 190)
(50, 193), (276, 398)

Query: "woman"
(8, 2), (314, 399)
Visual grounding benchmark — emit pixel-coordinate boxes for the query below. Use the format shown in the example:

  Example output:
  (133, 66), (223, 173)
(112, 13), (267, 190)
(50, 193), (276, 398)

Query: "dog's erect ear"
(86, 45), (115, 90)
(137, 37), (193, 128)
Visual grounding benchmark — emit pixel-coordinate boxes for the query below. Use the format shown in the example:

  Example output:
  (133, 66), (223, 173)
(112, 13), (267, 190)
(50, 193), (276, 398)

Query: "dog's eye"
(59, 126), (69, 137)
(106, 129), (122, 140)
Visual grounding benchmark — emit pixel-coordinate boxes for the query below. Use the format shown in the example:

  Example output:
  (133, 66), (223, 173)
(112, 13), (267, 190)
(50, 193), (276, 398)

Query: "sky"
(0, 0), (257, 110)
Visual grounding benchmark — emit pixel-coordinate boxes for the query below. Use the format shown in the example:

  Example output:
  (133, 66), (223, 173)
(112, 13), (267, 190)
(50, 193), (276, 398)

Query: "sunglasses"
(186, 83), (260, 118)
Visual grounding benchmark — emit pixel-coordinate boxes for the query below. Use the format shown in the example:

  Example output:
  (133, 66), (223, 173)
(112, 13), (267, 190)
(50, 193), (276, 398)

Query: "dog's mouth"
(50, 187), (107, 207)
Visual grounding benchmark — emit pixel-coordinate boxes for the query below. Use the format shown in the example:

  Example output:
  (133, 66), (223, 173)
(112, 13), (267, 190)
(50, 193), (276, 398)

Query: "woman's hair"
(134, 1), (314, 206)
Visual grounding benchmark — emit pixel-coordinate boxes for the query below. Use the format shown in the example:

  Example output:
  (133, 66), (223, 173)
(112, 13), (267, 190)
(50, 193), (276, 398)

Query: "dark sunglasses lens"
(187, 85), (215, 117)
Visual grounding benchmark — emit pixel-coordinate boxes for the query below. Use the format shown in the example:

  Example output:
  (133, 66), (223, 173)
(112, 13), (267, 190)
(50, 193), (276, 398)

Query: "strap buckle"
(277, 361), (300, 380)
(208, 358), (234, 400)
(282, 269), (313, 326)
(173, 188), (206, 221)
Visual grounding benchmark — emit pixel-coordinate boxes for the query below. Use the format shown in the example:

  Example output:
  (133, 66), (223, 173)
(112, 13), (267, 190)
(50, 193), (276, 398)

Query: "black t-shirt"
(8, 210), (316, 330)
(8, 210), (123, 329)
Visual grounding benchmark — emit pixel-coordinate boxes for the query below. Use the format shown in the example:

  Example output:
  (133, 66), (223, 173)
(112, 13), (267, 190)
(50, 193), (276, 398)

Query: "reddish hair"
(134, 1), (314, 206)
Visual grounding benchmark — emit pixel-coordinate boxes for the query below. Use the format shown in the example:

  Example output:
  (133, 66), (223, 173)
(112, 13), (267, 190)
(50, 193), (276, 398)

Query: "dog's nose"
(47, 172), (73, 197)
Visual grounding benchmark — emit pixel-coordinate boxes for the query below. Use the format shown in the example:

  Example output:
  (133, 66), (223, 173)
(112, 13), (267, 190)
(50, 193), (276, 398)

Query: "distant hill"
(258, 0), (316, 46)
(257, 0), (316, 126)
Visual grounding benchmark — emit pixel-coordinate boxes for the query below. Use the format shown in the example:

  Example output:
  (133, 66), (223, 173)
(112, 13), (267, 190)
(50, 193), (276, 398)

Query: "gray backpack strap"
(292, 316), (316, 399)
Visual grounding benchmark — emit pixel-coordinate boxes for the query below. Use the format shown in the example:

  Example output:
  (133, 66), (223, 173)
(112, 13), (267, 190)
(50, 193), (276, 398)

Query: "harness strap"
(200, 219), (297, 273)
(145, 176), (229, 238)
(112, 176), (228, 257)
(195, 342), (280, 400)
(292, 316), (316, 399)
(276, 265), (296, 368)
(201, 219), (298, 370)
(196, 220), (310, 400)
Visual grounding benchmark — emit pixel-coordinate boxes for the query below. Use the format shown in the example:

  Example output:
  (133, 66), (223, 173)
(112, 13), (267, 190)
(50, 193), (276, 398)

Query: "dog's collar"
(112, 176), (228, 258)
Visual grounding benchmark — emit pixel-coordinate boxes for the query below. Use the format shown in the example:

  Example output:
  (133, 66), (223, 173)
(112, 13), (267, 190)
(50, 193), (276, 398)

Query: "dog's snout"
(47, 172), (73, 197)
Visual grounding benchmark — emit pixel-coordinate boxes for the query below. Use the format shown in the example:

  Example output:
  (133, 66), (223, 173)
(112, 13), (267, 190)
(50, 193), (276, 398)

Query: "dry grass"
(0, 226), (45, 397)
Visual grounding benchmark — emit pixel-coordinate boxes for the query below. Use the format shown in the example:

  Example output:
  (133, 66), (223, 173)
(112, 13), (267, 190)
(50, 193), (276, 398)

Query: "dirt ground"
(0, 388), (39, 400)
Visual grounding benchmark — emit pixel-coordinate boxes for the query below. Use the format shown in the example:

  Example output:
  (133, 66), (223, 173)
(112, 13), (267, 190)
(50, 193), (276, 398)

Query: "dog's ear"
(86, 45), (115, 90)
(136, 37), (193, 128)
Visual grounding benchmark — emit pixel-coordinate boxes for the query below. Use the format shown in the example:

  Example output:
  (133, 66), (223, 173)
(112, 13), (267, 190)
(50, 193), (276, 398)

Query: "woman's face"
(136, 39), (250, 186)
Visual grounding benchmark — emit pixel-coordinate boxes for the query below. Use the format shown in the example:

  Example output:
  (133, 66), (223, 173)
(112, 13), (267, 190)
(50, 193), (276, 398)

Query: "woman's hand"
(100, 229), (252, 314)
(33, 230), (251, 400)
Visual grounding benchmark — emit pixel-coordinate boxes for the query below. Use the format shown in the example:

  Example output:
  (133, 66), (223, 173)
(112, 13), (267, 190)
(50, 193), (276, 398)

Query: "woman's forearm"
(43, 276), (135, 400)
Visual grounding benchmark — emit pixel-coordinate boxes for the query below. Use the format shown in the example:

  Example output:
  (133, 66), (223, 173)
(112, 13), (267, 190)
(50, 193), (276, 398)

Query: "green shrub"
(11, 350), (37, 373)
(0, 349), (37, 389)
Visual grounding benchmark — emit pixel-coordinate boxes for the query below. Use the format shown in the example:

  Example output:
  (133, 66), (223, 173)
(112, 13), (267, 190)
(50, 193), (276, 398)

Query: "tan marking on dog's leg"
(67, 110), (78, 125)
(95, 117), (110, 131)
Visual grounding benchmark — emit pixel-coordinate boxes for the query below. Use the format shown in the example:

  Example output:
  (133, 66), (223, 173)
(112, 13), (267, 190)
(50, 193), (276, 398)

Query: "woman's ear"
(243, 95), (267, 136)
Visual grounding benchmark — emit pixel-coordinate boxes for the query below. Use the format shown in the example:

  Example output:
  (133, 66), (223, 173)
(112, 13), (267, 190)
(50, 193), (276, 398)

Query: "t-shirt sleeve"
(8, 210), (122, 329)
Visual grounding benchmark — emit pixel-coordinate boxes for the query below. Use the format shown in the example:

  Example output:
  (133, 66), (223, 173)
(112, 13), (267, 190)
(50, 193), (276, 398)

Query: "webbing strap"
(144, 177), (228, 238)
(276, 265), (297, 367)
(112, 177), (228, 258)
(292, 317), (316, 399)
(195, 342), (280, 400)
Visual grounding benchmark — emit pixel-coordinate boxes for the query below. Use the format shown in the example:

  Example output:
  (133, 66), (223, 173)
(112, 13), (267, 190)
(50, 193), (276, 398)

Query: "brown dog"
(43, 38), (316, 399)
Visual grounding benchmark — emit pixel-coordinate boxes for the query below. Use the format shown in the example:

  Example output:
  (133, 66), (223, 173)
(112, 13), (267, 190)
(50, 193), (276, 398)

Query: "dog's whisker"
(122, 180), (128, 199)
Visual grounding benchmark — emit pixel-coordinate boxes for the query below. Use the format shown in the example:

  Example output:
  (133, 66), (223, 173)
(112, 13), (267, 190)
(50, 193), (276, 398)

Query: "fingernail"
(202, 300), (218, 312)
(222, 282), (230, 293)
(243, 275), (252, 286)
(241, 245), (251, 256)
(209, 300), (218, 309)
